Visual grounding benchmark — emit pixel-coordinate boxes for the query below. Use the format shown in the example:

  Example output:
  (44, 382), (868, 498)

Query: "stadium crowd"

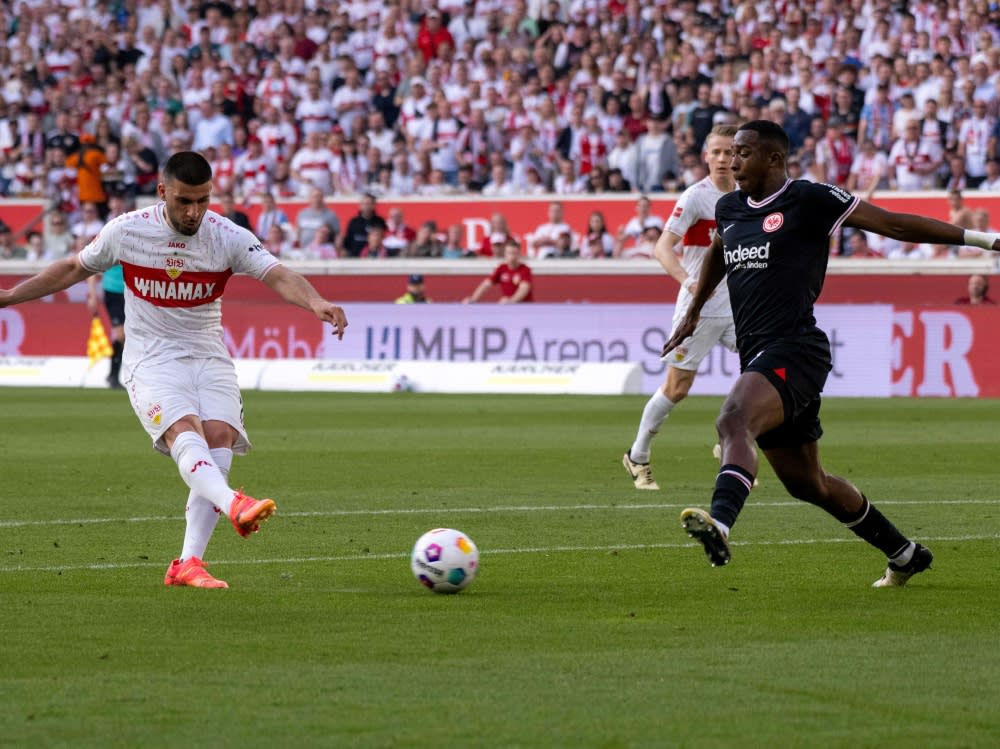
(0, 0), (999, 260)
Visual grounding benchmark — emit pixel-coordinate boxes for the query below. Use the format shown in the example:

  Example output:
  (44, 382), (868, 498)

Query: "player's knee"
(203, 419), (238, 449)
(715, 405), (751, 440)
(662, 381), (690, 402)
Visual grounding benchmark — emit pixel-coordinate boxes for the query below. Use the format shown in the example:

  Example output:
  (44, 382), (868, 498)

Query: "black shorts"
(104, 291), (125, 327)
(742, 333), (832, 450)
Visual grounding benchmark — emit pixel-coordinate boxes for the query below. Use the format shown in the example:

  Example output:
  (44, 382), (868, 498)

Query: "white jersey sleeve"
(665, 176), (731, 319)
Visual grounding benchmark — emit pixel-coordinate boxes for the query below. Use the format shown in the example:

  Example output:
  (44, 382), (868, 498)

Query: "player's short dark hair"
(738, 120), (790, 157)
(162, 151), (212, 186)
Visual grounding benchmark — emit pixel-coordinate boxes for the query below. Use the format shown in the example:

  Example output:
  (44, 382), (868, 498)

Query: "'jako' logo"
(762, 213), (783, 232)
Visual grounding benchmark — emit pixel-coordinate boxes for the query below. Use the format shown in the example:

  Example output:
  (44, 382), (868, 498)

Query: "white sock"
(889, 541), (916, 566)
(715, 519), (731, 538)
(180, 448), (233, 562)
(170, 432), (237, 515)
(629, 390), (675, 463)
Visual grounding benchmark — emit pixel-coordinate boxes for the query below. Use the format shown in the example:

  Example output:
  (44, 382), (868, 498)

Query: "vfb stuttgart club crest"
(762, 213), (784, 232)
(165, 256), (184, 280)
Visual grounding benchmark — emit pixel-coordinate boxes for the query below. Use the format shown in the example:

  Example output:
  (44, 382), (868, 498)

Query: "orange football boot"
(164, 557), (229, 589)
(228, 491), (276, 537)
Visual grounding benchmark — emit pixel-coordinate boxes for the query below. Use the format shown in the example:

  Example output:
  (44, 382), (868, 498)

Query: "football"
(410, 528), (479, 594)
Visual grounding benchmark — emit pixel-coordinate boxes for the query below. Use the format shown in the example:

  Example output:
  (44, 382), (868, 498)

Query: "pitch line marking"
(1, 533), (998, 574)
(1, 498), (997, 529)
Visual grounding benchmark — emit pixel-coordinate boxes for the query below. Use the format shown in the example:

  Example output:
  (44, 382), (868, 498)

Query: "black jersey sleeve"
(801, 182), (861, 236)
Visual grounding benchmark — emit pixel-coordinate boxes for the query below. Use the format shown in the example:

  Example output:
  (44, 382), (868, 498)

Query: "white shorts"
(661, 316), (737, 371)
(124, 356), (251, 456)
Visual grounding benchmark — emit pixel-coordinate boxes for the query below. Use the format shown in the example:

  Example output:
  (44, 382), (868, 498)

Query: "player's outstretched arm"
(847, 200), (1000, 251)
(0, 256), (94, 308)
(261, 264), (348, 340)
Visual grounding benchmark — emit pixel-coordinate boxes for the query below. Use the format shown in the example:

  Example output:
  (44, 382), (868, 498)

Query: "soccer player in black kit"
(664, 120), (1000, 587)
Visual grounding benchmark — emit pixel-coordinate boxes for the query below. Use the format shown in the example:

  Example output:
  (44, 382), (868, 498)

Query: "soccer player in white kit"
(623, 125), (738, 490)
(0, 152), (349, 588)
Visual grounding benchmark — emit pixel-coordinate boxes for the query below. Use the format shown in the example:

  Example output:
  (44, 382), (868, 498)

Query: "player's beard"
(165, 207), (203, 236)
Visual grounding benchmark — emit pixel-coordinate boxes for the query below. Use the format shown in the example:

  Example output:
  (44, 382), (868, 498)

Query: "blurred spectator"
(384, 207), (416, 257)
(814, 118), (856, 187)
(955, 274), (996, 305)
(528, 201), (574, 259)
(395, 274), (431, 304)
(857, 84), (894, 151)
(218, 193), (252, 233)
(579, 211), (615, 259)
(192, 99), (234, 152)
(408, 221), (443, 258)
(978, 159), (1000, 191)
(440, 224), (469, 259)
(66, 135), (108, 216)
(463, 239), (534, 304)
(340, 192), (384, 258)
(71, 202), (105, 245)
(477, 212), (517, 258)
(892, 91), (921, 142)
(634, 117), (679, 193)
(844, 139), (888, 200)
(944, 153), (970, 192)
(957, 101), (994, 187)
(888, 121), (943, 191)
(123, 136), (159, 196)
(264, 223), (295, 259)
(0, 222), (25, 260)
(618, 196), (665, 247)
(481, 163), (516, 196)
(304, 224), (341, 260)
(297, 187), (342, 250)
(843, 231), (884, 259)
(43, 213), (75, 261)
(332, 65), (371, 139)
(290, 130), (336, 196)
(615, 224), (661, 260)
(21, 231), (45, 261)
(255, 193), (291, 242)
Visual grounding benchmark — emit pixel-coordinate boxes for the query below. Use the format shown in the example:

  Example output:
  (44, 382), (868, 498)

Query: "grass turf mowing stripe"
(1, 532), (996, 573)
(1, 497), (997, 528)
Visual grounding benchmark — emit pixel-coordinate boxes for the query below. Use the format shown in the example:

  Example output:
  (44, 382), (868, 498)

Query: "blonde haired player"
(624, 124), (739, 490)
(0, 152), (349, 588)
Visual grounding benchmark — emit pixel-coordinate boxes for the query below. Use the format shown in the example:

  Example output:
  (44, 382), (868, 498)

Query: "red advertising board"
(3, 193), (998, 249)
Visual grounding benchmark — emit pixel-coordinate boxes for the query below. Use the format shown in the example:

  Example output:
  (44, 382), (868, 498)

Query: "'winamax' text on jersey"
(78, 204), (280, 371)
(715, 179), (859, 365)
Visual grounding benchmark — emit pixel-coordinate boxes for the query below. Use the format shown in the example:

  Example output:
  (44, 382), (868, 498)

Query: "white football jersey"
(79, 204), (280, 369)
(665, 176), (732, 319)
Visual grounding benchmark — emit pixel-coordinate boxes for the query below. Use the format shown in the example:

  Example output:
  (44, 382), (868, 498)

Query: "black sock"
(110, 340), (123, 381)
(843, 496), (910, 558)
(710, 464), (755, 529)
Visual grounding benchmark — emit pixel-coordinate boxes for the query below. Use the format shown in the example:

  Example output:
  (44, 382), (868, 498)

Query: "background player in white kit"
(623, 125), (738, 490)
(0, 152), (349, 589)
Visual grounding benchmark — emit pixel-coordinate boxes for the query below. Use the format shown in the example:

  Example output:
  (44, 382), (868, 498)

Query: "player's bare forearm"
(847, 200), (997, 248)
(653, 228), (688, 285)
(508, 282), (531, 303)
(262, 265), (348, 339)
(0, 256), (93, 308)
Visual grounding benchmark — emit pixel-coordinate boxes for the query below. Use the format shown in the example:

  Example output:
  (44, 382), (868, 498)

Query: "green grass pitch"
(1, 389), (998, 748)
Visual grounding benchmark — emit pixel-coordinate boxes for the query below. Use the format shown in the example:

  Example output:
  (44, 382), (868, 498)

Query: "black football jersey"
(715, 179), (859, 362)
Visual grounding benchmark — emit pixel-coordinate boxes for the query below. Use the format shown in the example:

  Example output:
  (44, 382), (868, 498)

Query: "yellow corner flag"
(87, 316), (113, 367)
